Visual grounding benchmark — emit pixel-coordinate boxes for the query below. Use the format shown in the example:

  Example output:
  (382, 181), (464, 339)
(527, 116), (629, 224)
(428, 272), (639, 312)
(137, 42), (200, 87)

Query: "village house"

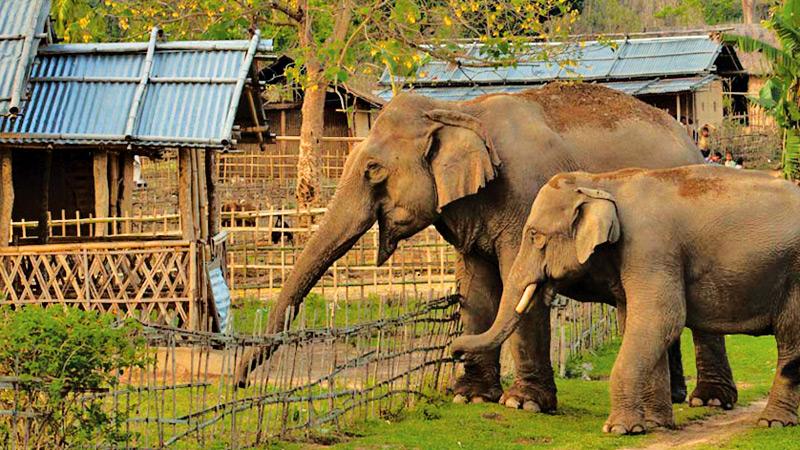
(375, 33), (747, 136)
(0, 0), (275, 331)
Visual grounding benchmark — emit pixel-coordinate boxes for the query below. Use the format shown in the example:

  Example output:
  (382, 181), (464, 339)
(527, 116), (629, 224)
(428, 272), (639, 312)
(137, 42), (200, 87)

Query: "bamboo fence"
(0, 240), (199, 328)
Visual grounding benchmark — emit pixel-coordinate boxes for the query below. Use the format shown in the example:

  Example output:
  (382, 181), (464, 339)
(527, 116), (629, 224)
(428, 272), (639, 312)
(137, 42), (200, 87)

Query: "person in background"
(724, 151), (737, 168)
(709, 152), (723, 164)
(735, 157), (744, 169)
(698, 125), (711, 160)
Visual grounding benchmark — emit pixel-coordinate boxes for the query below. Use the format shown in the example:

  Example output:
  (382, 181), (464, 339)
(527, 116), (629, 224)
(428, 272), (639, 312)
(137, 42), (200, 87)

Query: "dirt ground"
(625, 399), (768, 449)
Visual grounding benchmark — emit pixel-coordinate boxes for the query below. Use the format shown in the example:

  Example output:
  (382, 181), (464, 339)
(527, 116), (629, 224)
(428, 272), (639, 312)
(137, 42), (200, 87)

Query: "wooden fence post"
(36, 149), (52, 243)
(120, 153), (134, 232)
(0, 149), (12, 247)
(205, 149), (219, 237)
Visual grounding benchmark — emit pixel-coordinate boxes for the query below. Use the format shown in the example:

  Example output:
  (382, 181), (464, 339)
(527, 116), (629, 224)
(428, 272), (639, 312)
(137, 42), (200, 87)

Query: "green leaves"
(784, 128), (800, 179)
(0, 306), (147, 447)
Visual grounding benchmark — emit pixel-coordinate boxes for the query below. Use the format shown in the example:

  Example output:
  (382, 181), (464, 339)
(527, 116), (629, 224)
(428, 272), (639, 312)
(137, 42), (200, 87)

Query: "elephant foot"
(499, 379), (557, 413)
(451, 373), (502, 404)
(688, 381), (738, 410)
(757, 408), (798, 428)
(670, 381), (687, 404)
(644, 409), (675, 431)
(602, 411), (647, 435)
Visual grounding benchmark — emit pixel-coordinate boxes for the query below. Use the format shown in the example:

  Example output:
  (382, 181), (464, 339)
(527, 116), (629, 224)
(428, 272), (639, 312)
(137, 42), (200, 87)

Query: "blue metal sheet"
(384, 35), (724, 87)
(0, 38), (273, 148)
(0, 0), (51, 116)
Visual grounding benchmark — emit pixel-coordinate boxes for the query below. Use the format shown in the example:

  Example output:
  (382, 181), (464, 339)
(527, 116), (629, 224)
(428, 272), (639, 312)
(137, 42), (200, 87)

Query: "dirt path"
(624, 399), (767, 450)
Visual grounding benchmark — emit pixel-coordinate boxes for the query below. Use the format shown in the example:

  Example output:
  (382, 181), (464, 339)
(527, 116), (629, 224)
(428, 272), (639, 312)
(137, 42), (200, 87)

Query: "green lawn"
(265, 331), (781, 450)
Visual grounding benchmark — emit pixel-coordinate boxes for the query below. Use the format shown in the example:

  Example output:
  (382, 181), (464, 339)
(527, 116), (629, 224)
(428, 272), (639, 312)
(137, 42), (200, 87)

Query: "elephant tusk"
(514, 284), (537, 314)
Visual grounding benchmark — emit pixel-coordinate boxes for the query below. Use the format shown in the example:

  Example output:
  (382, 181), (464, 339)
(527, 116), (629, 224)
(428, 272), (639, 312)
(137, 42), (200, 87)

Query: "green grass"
(263, 331), (779, 450)
(231, 294), (424, 334)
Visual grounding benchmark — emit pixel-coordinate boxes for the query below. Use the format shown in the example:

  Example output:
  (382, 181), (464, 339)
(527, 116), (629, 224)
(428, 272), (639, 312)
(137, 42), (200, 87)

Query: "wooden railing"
(0, 240), (201, 328)
(10, 209), (181, 241)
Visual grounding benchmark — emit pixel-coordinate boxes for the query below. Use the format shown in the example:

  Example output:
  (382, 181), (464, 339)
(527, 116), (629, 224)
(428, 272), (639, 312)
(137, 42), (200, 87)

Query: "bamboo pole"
(0, 149), (13, 247)
(93, 149), (109, 236)
(178, 148), (196, 241)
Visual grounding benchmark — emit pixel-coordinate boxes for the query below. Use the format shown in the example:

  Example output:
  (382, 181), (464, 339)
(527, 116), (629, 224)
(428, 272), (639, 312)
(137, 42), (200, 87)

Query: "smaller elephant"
(452, 165), (800, 434)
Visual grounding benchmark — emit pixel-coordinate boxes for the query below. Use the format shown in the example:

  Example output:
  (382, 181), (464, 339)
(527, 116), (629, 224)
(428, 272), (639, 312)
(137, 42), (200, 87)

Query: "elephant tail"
(780, 355), (800, 386)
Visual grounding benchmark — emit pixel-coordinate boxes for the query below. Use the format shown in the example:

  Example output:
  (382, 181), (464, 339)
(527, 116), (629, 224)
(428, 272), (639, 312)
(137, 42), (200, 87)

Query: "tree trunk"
(295, 0), (353, 213)
(296, 79), (327, 212)
(742, 0), (756, 24)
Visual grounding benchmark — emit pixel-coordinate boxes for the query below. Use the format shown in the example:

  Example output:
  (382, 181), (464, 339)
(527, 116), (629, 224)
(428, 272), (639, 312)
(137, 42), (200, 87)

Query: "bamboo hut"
(0, 24), (275, 331)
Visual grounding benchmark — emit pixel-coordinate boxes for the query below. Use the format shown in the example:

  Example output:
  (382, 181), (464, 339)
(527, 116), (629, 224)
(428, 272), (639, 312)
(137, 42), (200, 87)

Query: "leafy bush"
(0, 306), (148, 449)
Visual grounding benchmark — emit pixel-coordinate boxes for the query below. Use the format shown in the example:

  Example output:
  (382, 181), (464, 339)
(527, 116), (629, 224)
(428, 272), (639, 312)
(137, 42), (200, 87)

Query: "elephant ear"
(424, 109), (502, 212)
(573, 187), (620, 264)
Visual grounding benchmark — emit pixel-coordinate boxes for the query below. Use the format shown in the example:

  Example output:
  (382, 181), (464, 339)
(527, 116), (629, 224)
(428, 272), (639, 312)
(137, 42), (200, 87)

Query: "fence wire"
(0, 289), (617, 449)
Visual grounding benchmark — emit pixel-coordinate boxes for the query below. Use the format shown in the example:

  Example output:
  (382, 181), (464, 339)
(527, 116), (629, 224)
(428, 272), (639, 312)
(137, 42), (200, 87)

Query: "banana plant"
(724, 0), (800, 179)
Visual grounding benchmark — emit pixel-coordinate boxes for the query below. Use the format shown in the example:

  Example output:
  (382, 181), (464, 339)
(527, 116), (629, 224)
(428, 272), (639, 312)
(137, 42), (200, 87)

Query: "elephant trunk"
(235, 182), (377, 387)
(451, 283), (537, 357)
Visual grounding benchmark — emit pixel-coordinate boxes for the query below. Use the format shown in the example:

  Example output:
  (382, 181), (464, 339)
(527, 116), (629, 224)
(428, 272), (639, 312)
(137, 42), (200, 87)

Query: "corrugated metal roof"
(0, 0), (52, 116)
(380, 36), (724, 86)
(374, 75), (719, 102)
(0, 33), (275, 149)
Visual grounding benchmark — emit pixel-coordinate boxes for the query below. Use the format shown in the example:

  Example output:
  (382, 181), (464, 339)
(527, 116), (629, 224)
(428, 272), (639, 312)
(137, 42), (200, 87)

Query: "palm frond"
(784, 129), (800, 180)
(770, 15), (800, 56)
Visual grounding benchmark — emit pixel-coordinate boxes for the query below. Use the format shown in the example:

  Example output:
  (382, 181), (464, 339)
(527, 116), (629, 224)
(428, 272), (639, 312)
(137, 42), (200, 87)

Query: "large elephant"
(452, 166), (800, 433)
(236, 83), (737, 412)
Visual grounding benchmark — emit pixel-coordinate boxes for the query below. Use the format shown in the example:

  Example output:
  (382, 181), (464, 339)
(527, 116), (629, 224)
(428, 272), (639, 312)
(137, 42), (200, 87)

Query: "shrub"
(0, 306), (148, 449)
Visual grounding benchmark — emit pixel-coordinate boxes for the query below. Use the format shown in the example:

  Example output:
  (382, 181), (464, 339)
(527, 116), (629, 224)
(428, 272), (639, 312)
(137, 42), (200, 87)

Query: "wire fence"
(0, 288), (618, 449)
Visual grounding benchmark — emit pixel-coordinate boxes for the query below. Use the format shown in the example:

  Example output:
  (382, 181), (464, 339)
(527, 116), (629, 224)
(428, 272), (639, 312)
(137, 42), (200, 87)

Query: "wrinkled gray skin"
(452, 166), (800, 433)
(235, 84), (736, 412)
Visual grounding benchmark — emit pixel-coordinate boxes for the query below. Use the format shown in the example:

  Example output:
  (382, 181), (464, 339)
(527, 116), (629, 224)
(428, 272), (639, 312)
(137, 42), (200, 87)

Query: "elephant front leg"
(605, 274), (684, 435)
(502, 300), (557, 412)
(689, 331), (737, 409)
(452, 254), (504, 404)
(644, 352), (675, 429)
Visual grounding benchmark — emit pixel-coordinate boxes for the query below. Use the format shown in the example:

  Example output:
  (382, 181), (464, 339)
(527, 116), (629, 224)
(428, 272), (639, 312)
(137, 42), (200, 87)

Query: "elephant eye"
(530, 230), (547, 249)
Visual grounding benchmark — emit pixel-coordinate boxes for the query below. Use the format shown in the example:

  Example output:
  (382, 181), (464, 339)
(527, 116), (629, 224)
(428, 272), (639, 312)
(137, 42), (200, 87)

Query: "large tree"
(54, 0), (577, 209)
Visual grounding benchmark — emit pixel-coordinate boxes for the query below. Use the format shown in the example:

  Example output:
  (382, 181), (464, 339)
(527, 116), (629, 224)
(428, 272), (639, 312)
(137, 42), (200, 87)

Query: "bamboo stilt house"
(0, 25), (275, 331)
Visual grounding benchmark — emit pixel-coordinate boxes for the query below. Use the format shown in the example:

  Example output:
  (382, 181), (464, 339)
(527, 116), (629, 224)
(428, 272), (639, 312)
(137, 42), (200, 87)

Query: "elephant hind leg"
(688, 331), (737, 409)
(759, 302), (800, 428)
(759, 352), (800, 427)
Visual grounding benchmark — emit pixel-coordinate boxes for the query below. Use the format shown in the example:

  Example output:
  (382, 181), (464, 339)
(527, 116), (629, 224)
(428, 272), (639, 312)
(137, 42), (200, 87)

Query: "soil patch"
(624, 399), (767, 450)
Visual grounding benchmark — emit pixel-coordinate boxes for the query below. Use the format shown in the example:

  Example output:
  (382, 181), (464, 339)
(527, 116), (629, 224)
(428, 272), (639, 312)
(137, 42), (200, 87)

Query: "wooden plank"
(190, 150), (202, 240)
(178, 148), (196, 241)
(120, 153), (134, 232)
(93, 149), (109, 236)
(0, 149), (13, 247)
